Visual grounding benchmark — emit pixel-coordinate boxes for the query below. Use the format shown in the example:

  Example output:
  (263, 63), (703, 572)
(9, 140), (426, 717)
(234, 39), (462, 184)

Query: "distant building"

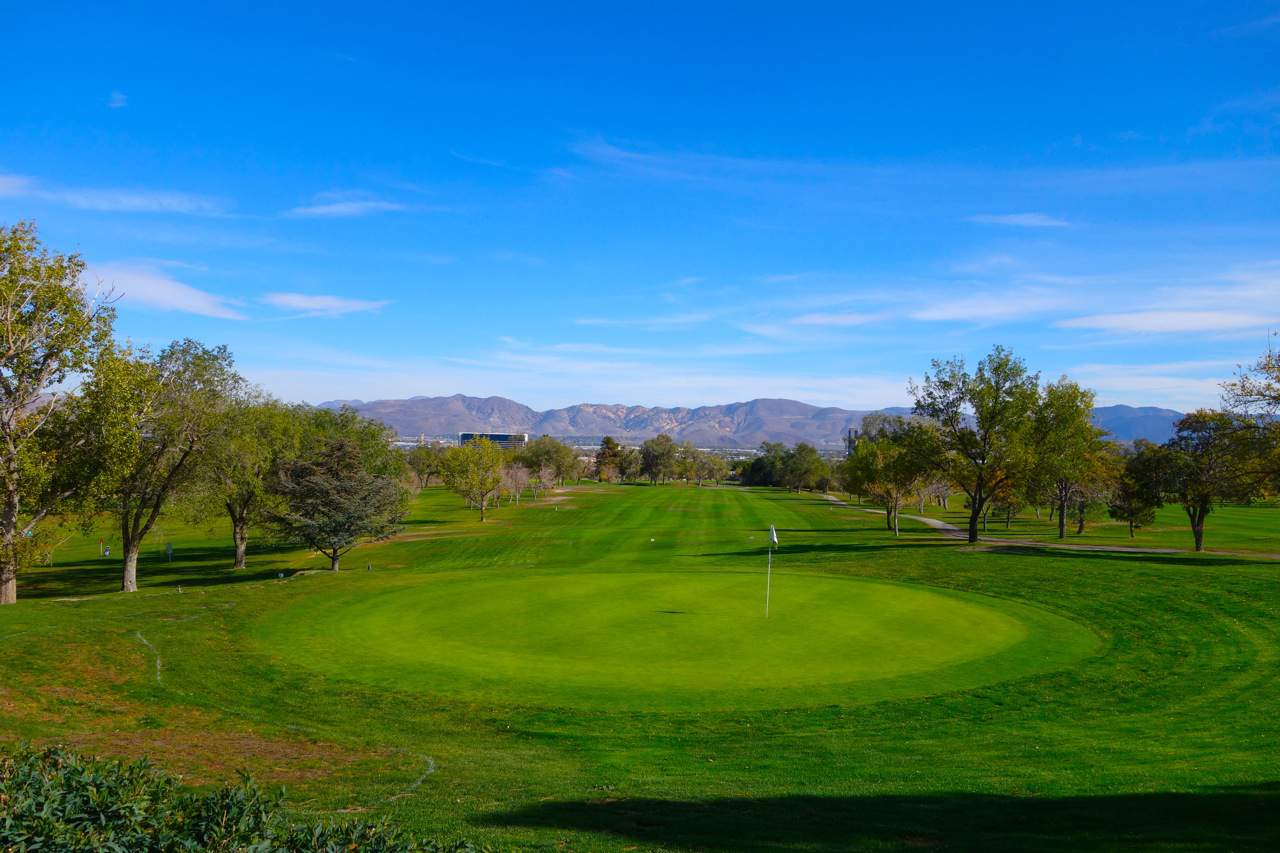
(459, 432), (528, 450)
(845, 428), (860, 457)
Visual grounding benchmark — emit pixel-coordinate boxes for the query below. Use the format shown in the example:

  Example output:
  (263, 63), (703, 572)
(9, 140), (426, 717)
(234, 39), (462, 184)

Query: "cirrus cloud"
(262, 292), (390, 318)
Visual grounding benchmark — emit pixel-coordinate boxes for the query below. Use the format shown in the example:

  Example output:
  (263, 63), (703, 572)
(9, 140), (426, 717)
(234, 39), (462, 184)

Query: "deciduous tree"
(92, 340), (243, 593)
(910, 346), (1040, 543)
(442, 438), (506, 520)
(1158, 410), (1263, 551)
(0, 222), (114, 604)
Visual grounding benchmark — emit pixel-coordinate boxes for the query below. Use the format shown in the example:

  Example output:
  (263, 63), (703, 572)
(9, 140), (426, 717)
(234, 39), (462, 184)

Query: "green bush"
(0, 745), (481, 852)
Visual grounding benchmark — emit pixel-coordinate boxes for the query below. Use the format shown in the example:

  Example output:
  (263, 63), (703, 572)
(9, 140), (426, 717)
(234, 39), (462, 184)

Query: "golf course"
(2, 483), (1278, 849)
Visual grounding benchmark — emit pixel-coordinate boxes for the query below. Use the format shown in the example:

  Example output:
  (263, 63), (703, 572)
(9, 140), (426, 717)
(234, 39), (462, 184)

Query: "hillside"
(319, 394), (1184, 447)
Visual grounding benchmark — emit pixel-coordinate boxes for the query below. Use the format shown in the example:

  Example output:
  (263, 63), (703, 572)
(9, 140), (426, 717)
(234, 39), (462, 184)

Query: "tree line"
(839, 345), (1279, 550)
(0, 223), (409, 604)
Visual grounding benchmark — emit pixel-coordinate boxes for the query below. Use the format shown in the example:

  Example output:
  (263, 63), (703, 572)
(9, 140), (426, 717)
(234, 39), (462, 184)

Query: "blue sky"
(3, 2), (1279, 411)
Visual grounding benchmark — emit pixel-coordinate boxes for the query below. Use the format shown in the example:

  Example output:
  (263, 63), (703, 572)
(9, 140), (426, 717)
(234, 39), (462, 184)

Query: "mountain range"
(320, 394), (1186, 447)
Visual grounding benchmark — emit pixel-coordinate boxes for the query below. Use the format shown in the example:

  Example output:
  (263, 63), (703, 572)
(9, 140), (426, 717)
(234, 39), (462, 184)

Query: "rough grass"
(2, 485), (1279, 850)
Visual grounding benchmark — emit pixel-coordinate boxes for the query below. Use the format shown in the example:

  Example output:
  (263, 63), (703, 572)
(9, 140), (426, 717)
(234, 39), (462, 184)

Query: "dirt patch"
(0, 640), (390, 787)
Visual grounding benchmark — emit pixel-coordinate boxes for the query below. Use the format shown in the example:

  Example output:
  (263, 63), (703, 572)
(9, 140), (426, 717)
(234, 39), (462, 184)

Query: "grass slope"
(1, 485), (1279, 850)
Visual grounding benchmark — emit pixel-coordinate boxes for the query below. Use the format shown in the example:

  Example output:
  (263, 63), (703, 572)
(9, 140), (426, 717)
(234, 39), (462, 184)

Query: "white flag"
(769, 525), (778, 546)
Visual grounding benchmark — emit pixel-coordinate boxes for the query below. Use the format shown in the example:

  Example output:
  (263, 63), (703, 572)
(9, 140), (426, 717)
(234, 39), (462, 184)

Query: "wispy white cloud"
(285, 194), (407, 218)
(1069, 360), (1245, 410)
(576, 312), (713, 329)
(1217, 12), (1280, 38)
(107, 90), (128, 109)
(90, 262), (244, 319)
(966, 212), (1070, 228)
(261, 292), (390, 318)
(910, 288), (1070, 323)
(1059, 310), (1269, 334)
(0, 172), (224, 214)
(790, 312), (879, 326)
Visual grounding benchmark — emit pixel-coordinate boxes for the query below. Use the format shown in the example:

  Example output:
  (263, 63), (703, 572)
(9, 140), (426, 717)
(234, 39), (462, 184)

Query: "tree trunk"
(330, 552), (341, 571)
(893, 507), (900, 537)
(1129, 519), (1135, 538)
(967, 501), (982, 543)
(1076, 501), (1086, 535)
(1058, 497), (1067, 539)
(1189, 506), (1207, 552)
(229, 509), (249, 570)
(121, 542), (140, 592)
(1, 485), (17, 605)
(0, 570), (14, 605)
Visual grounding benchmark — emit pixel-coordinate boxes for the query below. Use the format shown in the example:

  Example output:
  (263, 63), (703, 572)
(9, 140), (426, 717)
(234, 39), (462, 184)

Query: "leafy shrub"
(0, 745), (482, 852)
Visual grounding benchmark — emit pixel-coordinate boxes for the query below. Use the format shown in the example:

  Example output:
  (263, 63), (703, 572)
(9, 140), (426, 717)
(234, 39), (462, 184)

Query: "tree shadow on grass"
(480, 786), (1280, 851)
(980, 544), (1271, 569)
(694, 541), (957, 560)
(19, 542), (304, 599)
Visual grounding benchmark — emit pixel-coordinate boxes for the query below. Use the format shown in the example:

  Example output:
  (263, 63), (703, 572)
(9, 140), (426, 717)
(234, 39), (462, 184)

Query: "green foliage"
(518, 436), (576, 485)
(442, 438), (506, 519)
(406, 444), (447, 489)
(911, 345), (1040, 542)
(0, 221), (115, 604)
(271, 437), (408, 569)
(594, 436), (624, 481)
(639, 434), (677, 483)
(1157, 410), (1266, 551)
(838, 419), (931, 533)
(0, 745), (478, 852)
(1108, 442), (1163, 536)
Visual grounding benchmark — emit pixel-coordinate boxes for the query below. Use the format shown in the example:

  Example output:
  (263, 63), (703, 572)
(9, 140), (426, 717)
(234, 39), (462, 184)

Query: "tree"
(1158, 410), (1263, 551)
(202, 397), (303, 570)
(617, 447), (642, 483)
(639, 434), (677, 484)
(1224, 336), (1280, 417)
(910, 346), (1040, 543)
(93, 340), (243, 593)
(1108, 441), (1163, 537)
(406, 444), (446, 489)
(0, 222), (114, 605)
(442, 438), (506, 520)
(741, 442), (788, 487)
(501, 463), (529, 504)
(270, 438), (407, 571)
(595, 436), (623, 481)
(1223, 337), (1280, 495)
(780, 443), (827, 492)
(839, 420), (930, 535)
(520, 436), (576, 485)
(1029, 378), (1108, 539)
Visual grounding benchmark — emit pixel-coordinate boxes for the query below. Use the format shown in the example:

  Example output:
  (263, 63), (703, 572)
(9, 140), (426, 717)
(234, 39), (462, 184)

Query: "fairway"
(4, 483), (1279, 850)
(254, 569), (1097, 710)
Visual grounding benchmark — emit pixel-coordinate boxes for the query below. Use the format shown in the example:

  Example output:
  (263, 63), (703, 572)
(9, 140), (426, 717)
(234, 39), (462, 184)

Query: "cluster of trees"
(432, 432), (735, 519)
(736, 442), (832, 491)
(836, 344), (1279, 550)
(0, 223), (409, 604)
(634, 434), (730, 485)
(431, 434), (583, 520)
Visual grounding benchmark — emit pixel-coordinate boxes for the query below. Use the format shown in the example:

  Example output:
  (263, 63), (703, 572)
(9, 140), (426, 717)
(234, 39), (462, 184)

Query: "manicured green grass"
(254, 565), (1095, 712)
(3, 484), (1280, 850)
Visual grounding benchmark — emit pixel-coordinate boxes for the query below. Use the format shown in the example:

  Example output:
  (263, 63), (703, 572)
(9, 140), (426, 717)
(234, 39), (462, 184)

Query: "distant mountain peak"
(319, 395), (1185, 447)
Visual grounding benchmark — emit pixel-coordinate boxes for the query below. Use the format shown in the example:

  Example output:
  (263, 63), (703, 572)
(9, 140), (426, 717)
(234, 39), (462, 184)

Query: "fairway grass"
(2, 484), (1279, 850)
(254, 569), (1097, 710)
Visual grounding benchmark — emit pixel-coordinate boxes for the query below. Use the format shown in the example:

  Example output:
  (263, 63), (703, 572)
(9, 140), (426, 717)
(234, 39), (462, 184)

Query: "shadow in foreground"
(480, 787), (1280, 851)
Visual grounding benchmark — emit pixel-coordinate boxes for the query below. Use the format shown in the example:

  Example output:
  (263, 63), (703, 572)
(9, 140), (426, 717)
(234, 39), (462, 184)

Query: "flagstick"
(765, 542), (772, 618)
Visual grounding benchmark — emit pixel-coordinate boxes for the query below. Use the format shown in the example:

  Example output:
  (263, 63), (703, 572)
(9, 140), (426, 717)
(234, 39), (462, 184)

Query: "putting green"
(254, 569), (1099, 711)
